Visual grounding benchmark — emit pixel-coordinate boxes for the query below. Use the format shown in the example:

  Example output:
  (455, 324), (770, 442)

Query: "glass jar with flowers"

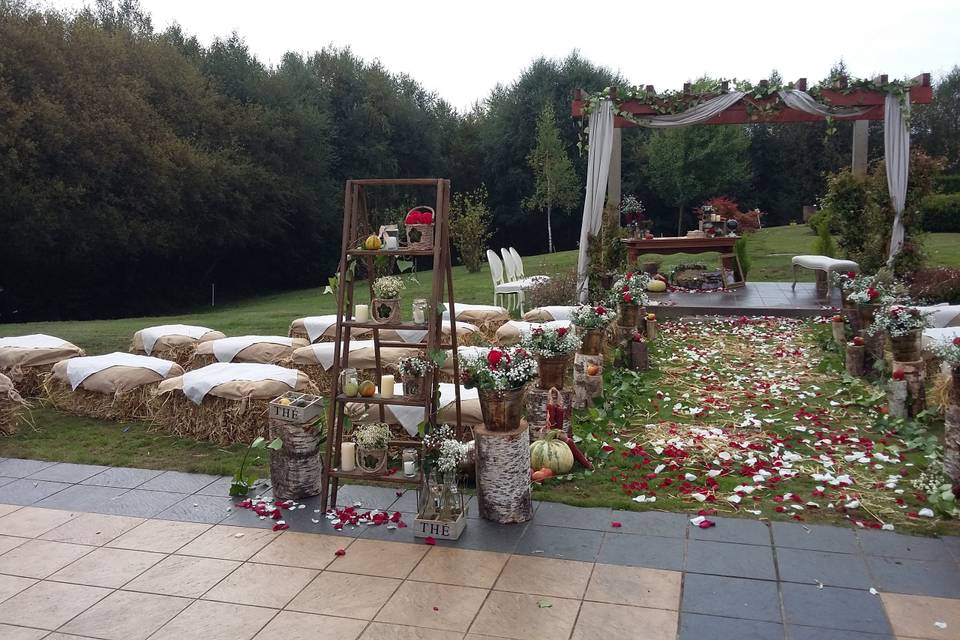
(611, 272), (650, 327)
(353, 422), (391, 475)
(461, 347), (538, 431)
(404, 206), (435, 250)
(371, 276), (405, 324)
(867, 305), (931, 362)
(419, 424), (467, 523)
(619, 195), (649, 239)
(571, 304), (617, 356)
(521, 326), (581, 390)
(396, 354), (435, 399)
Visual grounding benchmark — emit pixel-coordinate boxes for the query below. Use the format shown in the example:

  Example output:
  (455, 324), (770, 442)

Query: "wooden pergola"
(571, 74), (933, 204)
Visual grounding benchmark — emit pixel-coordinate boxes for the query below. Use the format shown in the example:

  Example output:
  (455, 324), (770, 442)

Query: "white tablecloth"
(211, 336), (295, 363)
(65, 352), (175, 390)
(389, 382), (480, 435)
(0, 334), (69, 349)
(180, 363), (300, 405)
(140, 324), (215, 355)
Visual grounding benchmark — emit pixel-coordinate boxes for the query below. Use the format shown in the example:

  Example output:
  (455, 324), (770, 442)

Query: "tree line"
(0, 0), (956, 321)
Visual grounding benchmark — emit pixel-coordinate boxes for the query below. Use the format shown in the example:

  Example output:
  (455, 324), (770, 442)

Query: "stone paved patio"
(0, 458), (958, 639)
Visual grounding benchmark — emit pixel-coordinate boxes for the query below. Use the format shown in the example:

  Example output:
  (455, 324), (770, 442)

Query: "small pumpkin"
(530, 430), (574, 474)
(646, 279), (667, 293)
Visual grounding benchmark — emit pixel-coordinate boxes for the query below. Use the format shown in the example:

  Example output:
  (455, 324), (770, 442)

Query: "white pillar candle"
(340, 442), (356, 472)
(354, 305), (369, 322)
(403, 460), (416, 477)
(380, 374), (395, 399)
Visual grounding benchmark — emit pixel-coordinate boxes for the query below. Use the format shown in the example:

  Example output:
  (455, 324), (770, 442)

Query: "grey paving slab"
(865, 555), (960, 598)
(679, 613), (785, 640)
(93, 489), (188, 518)
(137, 471), (221, 494)
(33, 484), (127, 512)
(945, 536), (960, 563)
(26, 463), (109, 483)
(533, 502), (612, 530)
(688, 515), (770, 546)
(193, 476), (237, 497)
(435, 517), (527, 553)
(82, 467), (164, 489)
(0, 458), (56, 478)
(681, 574), (781, 623)
(335, 484), (406, 510)
(389, 489), (419, 514)
(771, 521), (859, 554)
(515, 524), (603, 562)
(597, 531), (684, 571)
(781, 583), (891, 635)
(359, 520), (419, 544)
(857, 529), (948, 561)
(686, 538), (776, 580)
(776, 547), (872, 589)
(0, 477), (16, 489)
(0, 478), (71, 505)
(155, 494), (235, 524)
(609, 509), (688, 538)
(787, 626), (894, 640)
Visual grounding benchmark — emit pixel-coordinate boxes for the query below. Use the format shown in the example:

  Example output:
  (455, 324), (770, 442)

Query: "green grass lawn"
(3, 224), (960, 480)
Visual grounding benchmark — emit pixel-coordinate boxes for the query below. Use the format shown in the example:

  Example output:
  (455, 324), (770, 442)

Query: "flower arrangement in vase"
(611, 272), (650, 327)
(619, 195), (650, 238)
(404, 206), (435, 250)
(396, 354), (435, 399)
(461, 347), (538, 431)
(371, 276), (405, 324)
(521, 326), (581, 390)
(353, 422), (391, 475)
(867, 305), (930, 362)
(571, 304), (617, 355)
(418, 423), (468, 523)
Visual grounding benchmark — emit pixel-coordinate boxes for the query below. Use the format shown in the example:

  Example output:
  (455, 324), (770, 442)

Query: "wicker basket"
(372, 298), (401, 325)
(356, 446), (388, 475)
(405, 206), (435, 251)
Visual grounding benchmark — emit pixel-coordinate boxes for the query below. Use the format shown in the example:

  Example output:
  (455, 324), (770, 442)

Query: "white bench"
(791, 255), (859, 295)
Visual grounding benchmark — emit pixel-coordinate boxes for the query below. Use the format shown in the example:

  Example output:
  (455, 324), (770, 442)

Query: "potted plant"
(353, 422), (391, 475)
(404, 206), (435, 250)
(396, 354), (435, 399)
(571, 304), (617, 356)
(868, 305), (930, 362)
(521, 326), (580, 390)
(611, 272), (650, 328)
(461, 346), (538, 431)
(371, 276), (405, 324)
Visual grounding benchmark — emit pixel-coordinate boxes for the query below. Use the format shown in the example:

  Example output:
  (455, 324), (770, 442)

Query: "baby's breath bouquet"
(372, 276), (405, 300)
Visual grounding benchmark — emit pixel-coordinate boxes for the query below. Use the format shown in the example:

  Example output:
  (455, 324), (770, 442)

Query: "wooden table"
(623, 236), (745, 287)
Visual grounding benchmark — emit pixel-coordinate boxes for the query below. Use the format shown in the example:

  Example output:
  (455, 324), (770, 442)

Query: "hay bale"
(187, 336), (309, 370)
(45, 356), (184, 422)
(495, 320), (573, 346)
(152, 364), (317, 445)
(288, 316), (373, 343)
(130, 326), (225, 368)
(0, 334), (85, 397)
(0, 373), (29, 435)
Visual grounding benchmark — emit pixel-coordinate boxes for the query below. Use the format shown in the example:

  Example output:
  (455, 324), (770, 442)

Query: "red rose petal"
(272, 523), (289, 531)
(424, 536), (436, 545)
(334, 548), (346, 556)
(611, 521), (622, 528)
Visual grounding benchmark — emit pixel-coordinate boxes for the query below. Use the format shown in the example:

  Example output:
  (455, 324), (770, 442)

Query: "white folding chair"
(487, 250), (524, 312)
(501, 248), (518, 281)
(507, 247), (550, 289)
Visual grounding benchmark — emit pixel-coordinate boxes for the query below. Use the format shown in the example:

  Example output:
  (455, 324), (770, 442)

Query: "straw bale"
(0, 373), (29, 435)
(130, 330), (225, 368)
(186, 338), (309, 370)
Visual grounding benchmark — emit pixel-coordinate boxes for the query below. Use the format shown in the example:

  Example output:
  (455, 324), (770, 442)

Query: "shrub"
(920, 193), (960, 232)
(907, 267), (960, 304)
(527, 269), (578, 308)
(812, 215), (837, 258)
(451, 187), (493, 273)
(935, 174), (960, 194)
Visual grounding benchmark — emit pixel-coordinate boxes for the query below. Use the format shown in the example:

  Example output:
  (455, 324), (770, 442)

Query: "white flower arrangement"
(396, 354), (434, 378)
(437, 439), (467, 473)
(372, 276), (405, 300)
(460, 347), (538, 392)
(611, 272), (650, 306)
(520, 325), (581, 358)
(353, 422), (391, 449)
(866, 305), (931, 337)
(935, 336), (960, 366)
(571, 304), (617, 329)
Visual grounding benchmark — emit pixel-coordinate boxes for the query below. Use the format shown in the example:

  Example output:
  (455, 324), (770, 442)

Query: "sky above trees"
(45, 0), (960, 110)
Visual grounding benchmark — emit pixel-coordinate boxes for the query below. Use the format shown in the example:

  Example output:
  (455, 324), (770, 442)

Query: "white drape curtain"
(625, 91), (745, 127)
(576, 100), (614, 302)
(884, 93), (910, 263)
(777, 90), (872, 119)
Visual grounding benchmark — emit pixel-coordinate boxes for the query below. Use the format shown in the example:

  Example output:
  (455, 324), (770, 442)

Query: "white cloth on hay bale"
(137, 325), (220, 355)
(163, 362), (301, 405)
(201, 335), (299, 363)
(300, 340), (382, 370)
(916, 305), (960, 329)
(350, 382), (482, 436)
(495, 320), (573, 346)
(441, 303), (509, 324)
(292, 315), (368, 343)
(386, 321), (480, 345)
(0, 334), (84, 368)
(63, 352), (177, 390)
(523, 306), (578, 322)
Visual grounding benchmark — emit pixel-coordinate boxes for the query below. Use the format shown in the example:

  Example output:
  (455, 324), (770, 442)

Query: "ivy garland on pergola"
(570, 73), (933, 300)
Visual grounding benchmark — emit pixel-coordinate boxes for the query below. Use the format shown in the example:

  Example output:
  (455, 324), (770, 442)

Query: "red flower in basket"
(867, 288), (879, 300)
(556, 327), (568, 337)
(847, 271), (857, 279)
(487, 350), (503, 368)
(595, 306), (607, 315)
(405, 209), (433, 225)
(953, 337), (960, 347)
(623, 293), (633, 303)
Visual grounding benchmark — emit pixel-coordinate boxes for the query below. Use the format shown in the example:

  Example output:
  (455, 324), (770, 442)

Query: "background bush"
(450, 188), (493, 273)
(920, 193), (960, 232)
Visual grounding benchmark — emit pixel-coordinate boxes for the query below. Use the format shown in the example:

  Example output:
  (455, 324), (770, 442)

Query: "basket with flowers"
(571, 304), (617, 355)
(395, 354), (436, 399)
(461, 346), (537, 431)
(521, 326), (581, 390)
(372, 276), (405, 324)
(611, 272), (650, 327)
(404, 206), (435, 251)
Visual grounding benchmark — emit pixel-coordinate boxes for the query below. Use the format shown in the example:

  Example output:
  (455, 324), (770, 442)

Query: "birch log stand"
(894, 359), (926, 418)
(945, 367), (960, 485)
(573, 353), (604, 409)
(475, 423), (533, 524)
(525, 387), (573, 437)
(831, 319), (846, 347)
(269, 417), (324, 500)
(846, 344), (865, 377)
(886, 379), (908, 419)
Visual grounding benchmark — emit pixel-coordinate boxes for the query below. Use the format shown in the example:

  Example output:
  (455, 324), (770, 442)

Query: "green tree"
(524, 105), (580, 252)
(913, 67), (960, 173)
(644, 125), (752, 235)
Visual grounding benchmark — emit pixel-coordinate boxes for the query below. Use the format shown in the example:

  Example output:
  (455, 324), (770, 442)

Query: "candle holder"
(402, 448), (418, 477)
(412, 298), (428, 325)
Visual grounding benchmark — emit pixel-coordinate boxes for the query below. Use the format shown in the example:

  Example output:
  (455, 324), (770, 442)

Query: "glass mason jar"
(340, 368), (359, 397)
(412, 298), (428, 325)
(402, 448), (418, 478)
